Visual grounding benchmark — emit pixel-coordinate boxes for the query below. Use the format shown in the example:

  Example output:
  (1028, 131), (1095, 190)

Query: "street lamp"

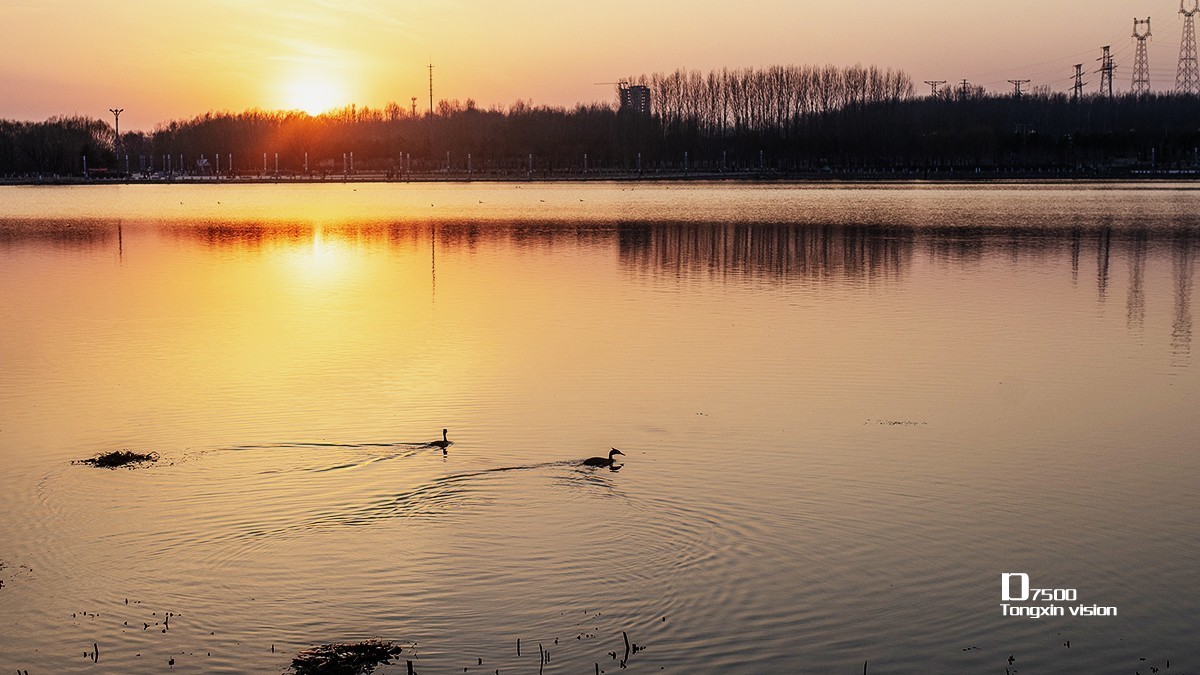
(109, 108), (123, 152)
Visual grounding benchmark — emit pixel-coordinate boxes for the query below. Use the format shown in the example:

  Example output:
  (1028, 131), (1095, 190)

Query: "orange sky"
(0, 0), (1190, 130)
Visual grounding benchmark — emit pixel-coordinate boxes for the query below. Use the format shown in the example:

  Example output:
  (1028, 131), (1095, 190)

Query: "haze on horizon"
(1, 0), (1190, 131)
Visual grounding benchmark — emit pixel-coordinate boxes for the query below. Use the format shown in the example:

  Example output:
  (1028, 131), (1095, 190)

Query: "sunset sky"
(1, 0), (1191, 130)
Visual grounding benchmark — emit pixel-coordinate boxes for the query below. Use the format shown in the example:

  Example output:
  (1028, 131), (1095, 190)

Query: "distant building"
(619, 84), (652, 117)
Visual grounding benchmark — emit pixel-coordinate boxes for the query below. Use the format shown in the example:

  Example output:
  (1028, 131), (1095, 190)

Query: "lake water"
(1, 182), (1198, 674)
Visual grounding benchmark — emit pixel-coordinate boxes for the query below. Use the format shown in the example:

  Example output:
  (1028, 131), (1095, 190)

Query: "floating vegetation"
(291, 639), (406, 675)
(864, 418), (928, 426)
(0, 561), (33, 590)
(75, 450), (159, 469)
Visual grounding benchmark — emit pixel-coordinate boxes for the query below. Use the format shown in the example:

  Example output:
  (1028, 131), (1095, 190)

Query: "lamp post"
(109, 108), (123, 152)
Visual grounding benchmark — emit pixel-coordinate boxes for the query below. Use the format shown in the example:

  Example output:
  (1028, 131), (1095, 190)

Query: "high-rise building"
(619, 84), (652, 117)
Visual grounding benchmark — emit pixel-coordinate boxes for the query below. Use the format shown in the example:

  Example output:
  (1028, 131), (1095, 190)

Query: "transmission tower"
(1179, 0), (1200, 94)
(1132, 17), (1153, 94)
(1072, 64), (1086, 100)
(924, 80), (946, 96)
(1097, 45), (1116, 96)
(1008, 79), (1030, 97)
(427, 59), (436, 116)
(959, 79), (972, 100)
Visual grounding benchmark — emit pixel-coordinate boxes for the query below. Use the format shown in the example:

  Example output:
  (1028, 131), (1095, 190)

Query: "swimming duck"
(430, 428), (452, 453)
(582, 448), (625, 467)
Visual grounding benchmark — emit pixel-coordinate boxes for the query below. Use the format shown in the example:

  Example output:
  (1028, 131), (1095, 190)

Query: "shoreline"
(3, 169), (1198, 187)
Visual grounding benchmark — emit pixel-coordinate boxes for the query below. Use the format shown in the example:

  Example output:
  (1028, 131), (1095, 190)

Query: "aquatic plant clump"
(290, 639), (406, 675)
(76, 450), (159, 469)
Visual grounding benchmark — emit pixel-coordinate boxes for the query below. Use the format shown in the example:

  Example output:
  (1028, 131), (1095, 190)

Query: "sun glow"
(283, 77), (346, 116)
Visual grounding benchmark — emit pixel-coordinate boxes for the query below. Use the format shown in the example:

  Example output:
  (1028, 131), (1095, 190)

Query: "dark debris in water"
(1, 560), (32, 590)
(864, 418), (928, 426)
(291, 639), (406, 675)
(75, 450), (159, 469)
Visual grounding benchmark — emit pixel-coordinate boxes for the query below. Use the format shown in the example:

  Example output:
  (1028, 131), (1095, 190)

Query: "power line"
(925, 10), (1200, 96)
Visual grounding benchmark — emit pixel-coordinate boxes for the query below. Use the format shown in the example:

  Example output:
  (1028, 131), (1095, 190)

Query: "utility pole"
(1132, 17), (1153, 95)
(923, 80), (946, 96)
(1179, 0), (1200, 94)
(1097, 45), (1116, 96)
(1008, 79), (1030, 97)
(109, 108), (123, 152)
(1072, 64), (1086, 101)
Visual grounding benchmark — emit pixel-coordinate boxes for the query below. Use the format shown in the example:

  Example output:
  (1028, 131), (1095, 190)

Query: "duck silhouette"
(429, 428), (452, 453)
(582, 448), (624, 467)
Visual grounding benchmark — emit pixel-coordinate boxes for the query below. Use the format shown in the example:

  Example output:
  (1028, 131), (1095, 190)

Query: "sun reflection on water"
(283, 227), (355, 287)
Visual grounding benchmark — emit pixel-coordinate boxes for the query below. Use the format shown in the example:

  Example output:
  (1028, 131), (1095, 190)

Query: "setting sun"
(283, 77), (346, 116)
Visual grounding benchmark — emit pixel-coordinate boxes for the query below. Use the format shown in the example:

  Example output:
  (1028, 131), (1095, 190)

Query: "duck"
(582, 448), (625, 467)
(430, 428), (452, 453)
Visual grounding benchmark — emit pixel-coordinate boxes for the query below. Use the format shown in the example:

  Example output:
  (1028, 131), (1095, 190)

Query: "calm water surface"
(1, 182), (1198, 673)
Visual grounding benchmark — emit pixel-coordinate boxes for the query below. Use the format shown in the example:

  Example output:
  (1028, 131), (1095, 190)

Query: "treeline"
(780, 90), (1200, 170)
(1, 63), (1198, 177)
(629, 64), (915, 138)
(0, 116), (115, 176)
(0, 101), (635, 177)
